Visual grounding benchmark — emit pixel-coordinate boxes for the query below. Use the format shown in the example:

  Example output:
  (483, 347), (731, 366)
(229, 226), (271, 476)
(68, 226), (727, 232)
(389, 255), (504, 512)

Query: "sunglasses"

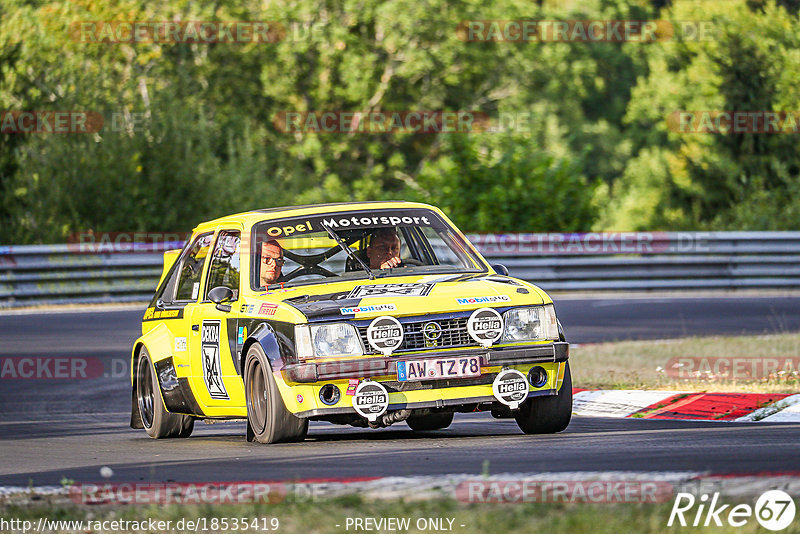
(261, 256), (285, 266)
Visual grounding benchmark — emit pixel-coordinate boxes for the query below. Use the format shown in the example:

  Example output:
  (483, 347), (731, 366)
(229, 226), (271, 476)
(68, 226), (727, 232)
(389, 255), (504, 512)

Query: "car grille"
(358, 317), (476, 355)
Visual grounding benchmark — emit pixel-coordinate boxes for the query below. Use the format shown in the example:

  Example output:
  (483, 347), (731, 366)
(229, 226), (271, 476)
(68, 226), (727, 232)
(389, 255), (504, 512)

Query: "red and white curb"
(573, 389), (800, 422)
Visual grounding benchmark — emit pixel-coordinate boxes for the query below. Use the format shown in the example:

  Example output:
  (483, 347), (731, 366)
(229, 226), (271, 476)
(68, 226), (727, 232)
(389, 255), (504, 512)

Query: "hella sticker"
(467, 307), (504, 348)
(366, 316), (404, 355)
(492, 368), (529, 409)
(352, 380), (389, 422)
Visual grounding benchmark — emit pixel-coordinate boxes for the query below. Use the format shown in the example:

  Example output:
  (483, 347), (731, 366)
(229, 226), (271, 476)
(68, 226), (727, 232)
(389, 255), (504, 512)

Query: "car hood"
(261, 273), (548, 321)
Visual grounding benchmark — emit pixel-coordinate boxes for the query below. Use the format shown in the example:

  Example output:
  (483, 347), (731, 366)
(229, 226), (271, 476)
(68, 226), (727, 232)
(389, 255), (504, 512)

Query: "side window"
(419, 226), (472, 268)
(155, 257), (181, 305)
(205, 231), (241, 299)
(175, 233), (214, 301)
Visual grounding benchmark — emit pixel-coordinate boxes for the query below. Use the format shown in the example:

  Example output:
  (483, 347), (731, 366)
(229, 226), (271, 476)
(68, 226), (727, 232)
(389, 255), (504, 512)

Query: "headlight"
(295, 323), (364, 359)
(501, 305), (559, 342)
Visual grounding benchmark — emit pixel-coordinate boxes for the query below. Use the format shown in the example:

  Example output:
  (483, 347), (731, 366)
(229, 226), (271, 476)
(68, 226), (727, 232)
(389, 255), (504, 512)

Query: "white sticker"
(191, 282), (200, 300)
(200, 320), (228, 400)
(366, 316), (404, 355)
(467, 307), (504, 347)
(174, 337), (187, 353)
(340, 304), (397, 315)
(352, 381), (389, 422)
(492, 369), (529, 409)
(349, 283), (433, 299)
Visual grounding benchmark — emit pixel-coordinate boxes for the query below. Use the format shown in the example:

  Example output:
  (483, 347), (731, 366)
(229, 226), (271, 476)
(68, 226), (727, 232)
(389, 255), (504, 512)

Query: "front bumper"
(278, 342), (569, 418)
(282, 341), (569, 383)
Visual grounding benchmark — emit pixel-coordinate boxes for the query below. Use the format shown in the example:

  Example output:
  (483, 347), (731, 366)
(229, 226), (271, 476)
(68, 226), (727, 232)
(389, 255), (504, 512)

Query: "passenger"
(260, 239), (285, 286)
(366, 228), (402, 269)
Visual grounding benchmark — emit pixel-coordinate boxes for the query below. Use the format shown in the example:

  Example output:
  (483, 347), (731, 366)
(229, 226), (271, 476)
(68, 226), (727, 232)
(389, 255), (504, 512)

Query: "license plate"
(396, 356), (481, 382)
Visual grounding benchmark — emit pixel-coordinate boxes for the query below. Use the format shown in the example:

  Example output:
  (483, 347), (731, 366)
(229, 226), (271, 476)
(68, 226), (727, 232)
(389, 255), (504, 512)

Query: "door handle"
(192, 324), (199, 331)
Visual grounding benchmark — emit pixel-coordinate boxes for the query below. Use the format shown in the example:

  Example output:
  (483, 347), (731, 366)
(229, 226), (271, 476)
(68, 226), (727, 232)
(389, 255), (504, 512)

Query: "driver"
(366, 228), (402, 269)
(260, 239), (285, 286)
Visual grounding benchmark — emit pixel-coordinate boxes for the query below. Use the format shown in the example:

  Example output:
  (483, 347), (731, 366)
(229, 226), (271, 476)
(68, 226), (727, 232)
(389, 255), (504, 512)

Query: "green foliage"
(411, 133), (597, 232)
(604, 0), (800, 230)
(1, 0), (799, 242)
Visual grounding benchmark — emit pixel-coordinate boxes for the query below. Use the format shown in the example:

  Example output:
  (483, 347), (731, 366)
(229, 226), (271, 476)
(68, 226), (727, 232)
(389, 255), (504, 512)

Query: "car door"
(151, 232), (215, 379)
(185, 227), (246, 413)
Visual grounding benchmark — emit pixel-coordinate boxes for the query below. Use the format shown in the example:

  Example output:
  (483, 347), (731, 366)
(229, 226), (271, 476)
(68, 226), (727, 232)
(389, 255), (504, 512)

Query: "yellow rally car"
(130, 201), (571, 443)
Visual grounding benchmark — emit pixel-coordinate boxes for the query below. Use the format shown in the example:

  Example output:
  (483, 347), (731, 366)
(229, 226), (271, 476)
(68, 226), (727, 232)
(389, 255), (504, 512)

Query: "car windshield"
(250, 208), (487, 289)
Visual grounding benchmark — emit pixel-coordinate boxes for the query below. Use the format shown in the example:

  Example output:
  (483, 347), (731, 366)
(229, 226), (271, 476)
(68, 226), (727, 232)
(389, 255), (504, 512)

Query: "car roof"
(192, 201), (441, 233)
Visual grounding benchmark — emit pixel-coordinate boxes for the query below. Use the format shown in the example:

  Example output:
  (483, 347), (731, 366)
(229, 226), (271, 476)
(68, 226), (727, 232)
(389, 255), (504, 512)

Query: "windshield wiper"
(321, 223), (376, 280)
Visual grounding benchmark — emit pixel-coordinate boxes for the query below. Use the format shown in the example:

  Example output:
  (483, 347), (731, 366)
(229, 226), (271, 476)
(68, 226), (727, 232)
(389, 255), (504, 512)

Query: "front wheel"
(136, 348), (194, 439)
(514, 362), (573, 434)
(244, 344), (308, 444)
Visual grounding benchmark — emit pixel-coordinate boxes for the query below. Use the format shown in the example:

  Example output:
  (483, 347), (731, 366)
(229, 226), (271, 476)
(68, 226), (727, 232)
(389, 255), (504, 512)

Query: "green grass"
(572, 333), (800, 393)
(4, 495), (799, 533)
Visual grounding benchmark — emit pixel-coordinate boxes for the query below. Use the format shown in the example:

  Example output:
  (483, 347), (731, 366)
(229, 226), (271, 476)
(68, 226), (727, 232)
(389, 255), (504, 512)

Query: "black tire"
(244, 344), (308, 444)
(406, 412), (454, 431)
(136, 348), (194, 439)
(514, 362), (573, 434)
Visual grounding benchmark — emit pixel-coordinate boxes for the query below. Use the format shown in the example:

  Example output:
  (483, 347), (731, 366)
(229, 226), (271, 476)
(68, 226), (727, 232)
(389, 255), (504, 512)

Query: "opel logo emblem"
(423, 321), (442, 341)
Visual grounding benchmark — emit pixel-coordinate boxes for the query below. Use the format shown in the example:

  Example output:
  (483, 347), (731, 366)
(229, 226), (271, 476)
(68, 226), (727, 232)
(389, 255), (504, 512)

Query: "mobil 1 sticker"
(467, 307), (504, 347)
(367, 316), (404, 355)
(352, 381), (389, 422)
(492, 369), (529, 409)
(201, 320), (229, 400)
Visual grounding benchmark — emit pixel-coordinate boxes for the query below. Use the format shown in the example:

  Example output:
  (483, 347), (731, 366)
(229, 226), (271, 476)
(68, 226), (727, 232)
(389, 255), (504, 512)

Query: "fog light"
(527, 366), (548, 388)
(319, 384), (341, 405)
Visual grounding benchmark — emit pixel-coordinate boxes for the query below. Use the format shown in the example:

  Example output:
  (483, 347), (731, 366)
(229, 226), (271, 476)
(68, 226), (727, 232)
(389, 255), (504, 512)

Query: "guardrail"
(1, 232), (799, 308)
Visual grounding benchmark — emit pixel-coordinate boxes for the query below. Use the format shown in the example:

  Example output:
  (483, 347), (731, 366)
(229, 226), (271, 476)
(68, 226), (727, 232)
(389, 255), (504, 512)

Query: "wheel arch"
(240, 322), (286, 376)
(240, 321), (299, 412)
(130, 340), (147, 429)
(129, 328), (175, 429)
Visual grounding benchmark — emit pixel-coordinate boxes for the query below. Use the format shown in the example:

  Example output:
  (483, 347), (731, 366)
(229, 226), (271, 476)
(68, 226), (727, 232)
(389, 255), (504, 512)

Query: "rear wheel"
(244, 344), (308, 444)
(406, 412), (454, 431)
(514, 362), (572, 434)
(136, 348), (194, 438)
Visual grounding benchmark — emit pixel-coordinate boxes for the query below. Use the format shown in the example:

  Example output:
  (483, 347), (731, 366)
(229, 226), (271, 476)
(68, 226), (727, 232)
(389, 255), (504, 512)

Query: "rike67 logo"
(669, 490), (796, 530)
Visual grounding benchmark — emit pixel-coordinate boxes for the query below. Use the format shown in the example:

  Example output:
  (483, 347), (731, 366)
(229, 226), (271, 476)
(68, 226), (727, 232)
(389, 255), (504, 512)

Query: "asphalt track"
(1, 296), (800, 486)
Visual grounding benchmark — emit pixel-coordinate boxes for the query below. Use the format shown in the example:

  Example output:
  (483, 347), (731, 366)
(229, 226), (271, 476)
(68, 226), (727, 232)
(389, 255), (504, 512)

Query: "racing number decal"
(201, 320), (229, 400)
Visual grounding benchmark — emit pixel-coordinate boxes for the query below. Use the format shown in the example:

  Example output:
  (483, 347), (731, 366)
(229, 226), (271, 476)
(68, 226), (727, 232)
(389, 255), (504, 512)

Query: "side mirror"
(208, 286), (234, 312)
(492, 264), (509, 276)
